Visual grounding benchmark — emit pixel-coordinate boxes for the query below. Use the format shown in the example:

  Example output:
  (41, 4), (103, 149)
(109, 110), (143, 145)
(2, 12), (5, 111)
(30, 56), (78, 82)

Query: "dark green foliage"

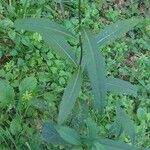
(15, 18), (78, 66)
(106, 77), (138, 96)
(96, 18), (141, 47)
(83, 30), (106, 113)
(16, 15), (141, 149)
(56, 126), (81, 145)
(0, 0), (149, 149)
(110, 104), (136, 144)
(99, 139), (139, 150)
(42, 122), (66, 145)
(0, 80), (15, 107)
(58, 68), (82, 124)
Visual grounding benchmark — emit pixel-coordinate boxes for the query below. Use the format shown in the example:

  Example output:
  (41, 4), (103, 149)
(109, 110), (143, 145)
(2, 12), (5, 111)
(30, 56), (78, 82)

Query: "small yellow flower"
(22, 90), (33, 101)
(4, 61), (14, 71)
(146, 24), (150, 32)
(33, 32), (42, 42)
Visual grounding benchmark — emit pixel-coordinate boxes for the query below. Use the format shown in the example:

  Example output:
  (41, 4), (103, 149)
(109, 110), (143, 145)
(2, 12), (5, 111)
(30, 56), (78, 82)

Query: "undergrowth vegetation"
(0, 0), (150, 150)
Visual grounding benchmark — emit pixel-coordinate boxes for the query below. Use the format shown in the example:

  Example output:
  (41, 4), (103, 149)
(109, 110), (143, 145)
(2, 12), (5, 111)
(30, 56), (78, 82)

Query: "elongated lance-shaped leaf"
(100, 139), (139, 150)
(56, 126), (81, 145)
(41, 121), (67, 145)
(106, 77), (138, 96)
(83, 30), (106, 113)
(15, 18), (75, 39)
(40, 32), (78, 67)
(86, 118), (99, 140)
(117, 105), (136, 144)
(58, 68), (82, 124)
(110, 104), (136, 144)
(14, 18), (77, 67)
(92, 142), (105, 150)
(96, 18), (140, 47)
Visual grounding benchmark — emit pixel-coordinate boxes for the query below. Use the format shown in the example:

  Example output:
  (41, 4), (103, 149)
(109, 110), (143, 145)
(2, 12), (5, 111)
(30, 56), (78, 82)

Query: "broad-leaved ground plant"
(0, 1), (149, 150)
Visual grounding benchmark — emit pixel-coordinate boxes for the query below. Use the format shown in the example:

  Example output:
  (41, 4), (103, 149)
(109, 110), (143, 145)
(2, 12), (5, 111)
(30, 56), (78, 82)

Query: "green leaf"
(100, 139), (139, 150)
(96, 18), (140, 47)
(10, 115), (22, 135)
(30, 99), (49, 111)
(15, 18), (74, 38)
(0, 80), (15, 106)
(0, 127), (17, 149)
(19, 76), (37, 93)
(110, 104), (136, 144)
(83, 30), (106, 113)
(58, 68), (82, 124)
(92, 142), (105, 150)
(40, 33), (77, 67)
(106, 77), (138, 96)
(14, 18), (77, 66)
(57, 126), (81, 145)
(86, 118), (99, 140)
(41, 122), (66, 145)
(137, 107), (147, 121)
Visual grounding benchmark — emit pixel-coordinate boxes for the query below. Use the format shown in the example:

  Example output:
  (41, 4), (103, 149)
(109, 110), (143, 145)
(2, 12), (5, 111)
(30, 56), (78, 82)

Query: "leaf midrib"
(97, 30), (117, 44)
(106, 82), (136, 93)
(66, 69), (80, 102)
(59, 69), (81, 124)
(48, 36), (77, 67)
(22, 24), (74, 38)
(85, 32), (102, 100)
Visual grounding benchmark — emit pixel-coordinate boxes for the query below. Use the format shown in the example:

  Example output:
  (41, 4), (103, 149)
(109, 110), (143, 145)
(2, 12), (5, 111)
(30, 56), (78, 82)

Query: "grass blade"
(57, 0), (65, 16)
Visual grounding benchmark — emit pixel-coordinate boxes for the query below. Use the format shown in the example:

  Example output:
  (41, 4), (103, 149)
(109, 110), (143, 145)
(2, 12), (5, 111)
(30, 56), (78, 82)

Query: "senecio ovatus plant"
(14, 2), (147, 150)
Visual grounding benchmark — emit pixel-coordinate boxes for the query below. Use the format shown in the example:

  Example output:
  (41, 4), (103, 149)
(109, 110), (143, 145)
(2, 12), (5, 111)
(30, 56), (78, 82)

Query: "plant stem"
(78, 0), (83, 65)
